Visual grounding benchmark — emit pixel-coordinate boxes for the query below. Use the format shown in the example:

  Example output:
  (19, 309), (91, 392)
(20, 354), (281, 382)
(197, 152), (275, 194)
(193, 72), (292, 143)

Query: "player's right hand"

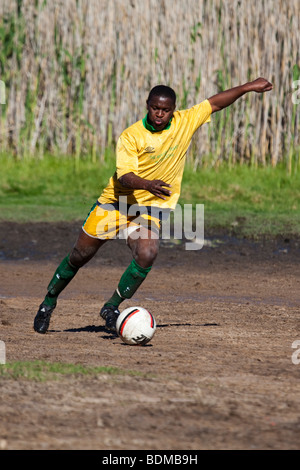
(250, 77), (273, 93)
(146, 179), (172, 199)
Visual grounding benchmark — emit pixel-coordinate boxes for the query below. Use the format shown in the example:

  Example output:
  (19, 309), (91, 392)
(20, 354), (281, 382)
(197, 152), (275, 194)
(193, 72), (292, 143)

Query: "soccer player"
(34, 77), (272, 334)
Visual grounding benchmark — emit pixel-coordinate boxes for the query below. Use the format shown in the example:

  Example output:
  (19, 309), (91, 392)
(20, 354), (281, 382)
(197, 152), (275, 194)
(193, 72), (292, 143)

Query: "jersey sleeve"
(184, 99), (212, 134)
(116, 133), (139, 179)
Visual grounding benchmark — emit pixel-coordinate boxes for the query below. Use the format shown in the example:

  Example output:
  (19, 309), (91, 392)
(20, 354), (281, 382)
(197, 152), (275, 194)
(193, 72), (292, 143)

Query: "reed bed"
(0, 0), (299, 168)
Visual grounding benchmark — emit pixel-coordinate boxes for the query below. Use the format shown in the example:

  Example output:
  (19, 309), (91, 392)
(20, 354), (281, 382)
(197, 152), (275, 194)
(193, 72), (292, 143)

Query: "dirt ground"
(0, 221), (300, 451)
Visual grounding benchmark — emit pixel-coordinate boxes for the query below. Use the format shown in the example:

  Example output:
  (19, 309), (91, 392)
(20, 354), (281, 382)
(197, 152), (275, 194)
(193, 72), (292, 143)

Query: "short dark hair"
(147, 85), (176, 105)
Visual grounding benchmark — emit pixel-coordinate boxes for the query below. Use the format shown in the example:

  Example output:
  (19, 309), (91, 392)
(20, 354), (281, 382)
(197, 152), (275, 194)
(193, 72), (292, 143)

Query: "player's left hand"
(250, 77), (273, 93)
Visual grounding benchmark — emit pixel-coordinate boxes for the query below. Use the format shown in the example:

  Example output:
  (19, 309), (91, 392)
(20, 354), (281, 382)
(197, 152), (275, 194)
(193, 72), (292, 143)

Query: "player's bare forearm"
(208, 77), (273, 113)
(119, 172), (171, 200)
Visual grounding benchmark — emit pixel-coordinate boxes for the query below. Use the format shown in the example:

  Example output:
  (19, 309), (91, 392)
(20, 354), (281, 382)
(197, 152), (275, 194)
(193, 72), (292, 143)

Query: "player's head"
(146, 85), (176, 131)
(147, 85), (176, 106)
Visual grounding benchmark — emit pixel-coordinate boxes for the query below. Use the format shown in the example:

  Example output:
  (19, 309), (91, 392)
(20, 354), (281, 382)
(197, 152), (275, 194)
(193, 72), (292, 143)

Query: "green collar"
(142, 114), (172, 132)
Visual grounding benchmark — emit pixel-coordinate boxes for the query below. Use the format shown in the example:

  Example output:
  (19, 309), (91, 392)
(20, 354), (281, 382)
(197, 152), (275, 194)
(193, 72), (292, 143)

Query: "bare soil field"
(0, 221), (300, 450)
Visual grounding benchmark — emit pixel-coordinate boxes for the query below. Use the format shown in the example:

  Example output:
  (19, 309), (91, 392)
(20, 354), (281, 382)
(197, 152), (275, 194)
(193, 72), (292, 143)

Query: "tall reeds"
(0, 0), (299, 168)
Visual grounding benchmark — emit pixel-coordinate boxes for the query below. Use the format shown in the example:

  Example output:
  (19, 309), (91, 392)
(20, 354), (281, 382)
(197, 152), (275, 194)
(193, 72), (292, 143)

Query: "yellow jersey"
(99, 99), (212, 210)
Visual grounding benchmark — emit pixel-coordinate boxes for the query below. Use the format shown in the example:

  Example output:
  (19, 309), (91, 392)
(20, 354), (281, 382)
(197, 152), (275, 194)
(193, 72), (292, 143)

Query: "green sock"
(43, 254), (79, 307)
(106, 259), (152, 308)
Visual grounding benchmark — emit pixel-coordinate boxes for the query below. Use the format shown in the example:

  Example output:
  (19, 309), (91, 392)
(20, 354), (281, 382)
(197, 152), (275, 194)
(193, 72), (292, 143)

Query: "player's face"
(146, 95), (176, 131)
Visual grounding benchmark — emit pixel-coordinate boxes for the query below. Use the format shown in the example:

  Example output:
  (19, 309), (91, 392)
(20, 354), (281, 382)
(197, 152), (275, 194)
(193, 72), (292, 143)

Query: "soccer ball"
(116, 306), (156, 346)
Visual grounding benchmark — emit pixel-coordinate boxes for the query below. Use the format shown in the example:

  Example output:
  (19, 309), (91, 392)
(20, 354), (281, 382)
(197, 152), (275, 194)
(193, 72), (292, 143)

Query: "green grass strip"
(0, 360), (142, 382)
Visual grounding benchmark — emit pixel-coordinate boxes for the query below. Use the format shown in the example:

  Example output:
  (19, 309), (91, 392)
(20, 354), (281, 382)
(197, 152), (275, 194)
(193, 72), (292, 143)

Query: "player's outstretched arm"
(208, 77), (273, 114)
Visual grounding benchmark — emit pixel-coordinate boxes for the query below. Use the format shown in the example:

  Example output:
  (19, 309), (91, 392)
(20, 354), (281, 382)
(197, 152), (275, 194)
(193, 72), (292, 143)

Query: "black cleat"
(100, 305), (120, 332)
(34, 302), (56, 334)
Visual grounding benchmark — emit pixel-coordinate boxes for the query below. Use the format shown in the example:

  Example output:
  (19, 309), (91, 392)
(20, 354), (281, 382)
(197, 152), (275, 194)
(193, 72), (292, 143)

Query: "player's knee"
(69, 245), (94, 267)
(134, 242), (158, 268)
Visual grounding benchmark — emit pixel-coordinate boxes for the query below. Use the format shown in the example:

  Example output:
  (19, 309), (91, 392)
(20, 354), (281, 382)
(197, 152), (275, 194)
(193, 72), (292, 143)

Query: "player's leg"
(100, 226), (159, 331)
(34, 230), (106, 334)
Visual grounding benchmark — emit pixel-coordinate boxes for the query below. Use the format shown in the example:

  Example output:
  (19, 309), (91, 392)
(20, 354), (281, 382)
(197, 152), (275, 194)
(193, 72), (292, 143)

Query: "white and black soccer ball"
(116, 306), (156, 346)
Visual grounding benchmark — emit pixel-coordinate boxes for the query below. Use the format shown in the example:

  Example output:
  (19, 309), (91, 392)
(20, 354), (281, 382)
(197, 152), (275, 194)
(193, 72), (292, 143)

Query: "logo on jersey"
(144, 146), (156, 153)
